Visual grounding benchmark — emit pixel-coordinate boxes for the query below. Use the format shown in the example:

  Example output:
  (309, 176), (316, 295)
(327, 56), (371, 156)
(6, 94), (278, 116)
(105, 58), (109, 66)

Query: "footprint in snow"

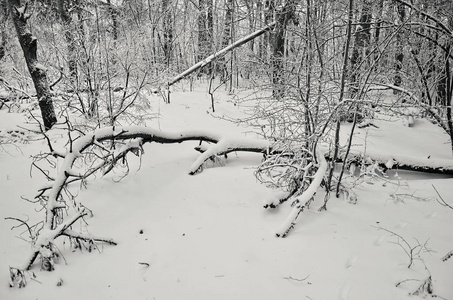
(345, 256), (357, 268)
(374, 235), (386, 246)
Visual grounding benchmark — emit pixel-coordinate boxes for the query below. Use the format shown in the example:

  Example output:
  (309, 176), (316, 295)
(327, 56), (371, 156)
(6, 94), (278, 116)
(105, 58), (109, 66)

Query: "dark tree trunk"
(373, 0), (383, 69)
(197, 0), (214, 75)
(58, 0), (77, 82)
(350, 0), (372, 98)
(8, 0), (57, 130)
(162, 0), (173, 67)
(244, 0), (255, 54)
(271, 12), (285, 98)
(445, 44), (453, 156)
(206, 0), (213, 51)
(219, 0), (234, 80)
(271, 0), (297, 98)
(106, 0), (118, 40)
(75, 0), (85, 42)
(445, 10), (453, 156)
(437, 34), (448, 107)
(262, 0), (274, 61)
(197, 0), (208, 73)
(0, 0), (8, 61)
(393, 2), (405, 93)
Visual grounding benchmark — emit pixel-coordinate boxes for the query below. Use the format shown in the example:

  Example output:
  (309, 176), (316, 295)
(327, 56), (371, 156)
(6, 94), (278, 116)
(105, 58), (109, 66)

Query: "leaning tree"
(7, 0), (57, 130)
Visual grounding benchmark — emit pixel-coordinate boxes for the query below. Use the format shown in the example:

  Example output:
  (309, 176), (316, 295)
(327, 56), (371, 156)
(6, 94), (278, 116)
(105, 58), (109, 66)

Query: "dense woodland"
(1, 0), (452, 132)
(1, 0), (453, 289)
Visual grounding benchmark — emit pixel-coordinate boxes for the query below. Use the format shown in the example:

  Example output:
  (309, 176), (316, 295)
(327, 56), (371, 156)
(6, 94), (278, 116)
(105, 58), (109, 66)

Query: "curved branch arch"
(9, 126), (271, 287)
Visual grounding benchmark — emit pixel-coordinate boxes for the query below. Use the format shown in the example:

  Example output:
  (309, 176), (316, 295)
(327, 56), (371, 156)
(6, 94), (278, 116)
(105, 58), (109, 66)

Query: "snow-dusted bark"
(7, 0), (57, 130)
(346, 150), (453, 175)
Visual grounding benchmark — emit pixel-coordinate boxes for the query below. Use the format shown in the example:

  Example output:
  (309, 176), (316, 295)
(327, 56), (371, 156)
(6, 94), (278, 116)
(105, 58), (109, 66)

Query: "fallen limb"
(190, 137), (270, 174)
(343, 150), (453, 176)
(10, 125), (270, 287)
(275, 148), (328, 238)
(168, 21), (276, 87)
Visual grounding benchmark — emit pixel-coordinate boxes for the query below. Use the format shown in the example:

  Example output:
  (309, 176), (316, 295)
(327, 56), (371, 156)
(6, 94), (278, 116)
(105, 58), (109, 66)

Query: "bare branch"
(393, 0), (452, 37)
(432, 184), (453, 210)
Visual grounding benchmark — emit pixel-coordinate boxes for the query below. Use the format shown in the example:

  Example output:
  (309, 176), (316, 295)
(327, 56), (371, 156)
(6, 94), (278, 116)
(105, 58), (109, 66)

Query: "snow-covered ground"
(1, 85), (452, 300)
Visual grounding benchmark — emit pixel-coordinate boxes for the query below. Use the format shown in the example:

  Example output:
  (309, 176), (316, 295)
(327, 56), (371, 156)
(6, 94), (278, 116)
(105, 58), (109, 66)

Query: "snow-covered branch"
(275, 148), (328, 238)
(190, 138), (270, 174)
(168, 21), (276, 86)
(11, 125), (270, 286)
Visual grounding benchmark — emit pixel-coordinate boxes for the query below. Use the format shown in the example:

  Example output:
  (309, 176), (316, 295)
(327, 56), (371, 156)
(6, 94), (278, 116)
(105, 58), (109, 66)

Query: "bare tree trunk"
(321, 0), (354, 209)
(219, 0), (233, 81)
(312, 0), (327, 126)
(445, 9), (453, 156)
(245, 0), (256, 54)
(271, 0), (297, 98)
(58, 0), (77, 82)
(437, 39), (448, 107)
(197, 0), (213, 75)
(373, 0), (384, 70)
(445, 43), (453, 156)
(162, 0), (173, 67)
(0, 0), (8, 61)
(262, 0), (274, 61)
(106, 0), (118, 40)
(7, 0), (57, 130)
(197, 0), (207, 68)
(271, 14), (285, 98)
(206, 0), (213, 53)
(244, 0), (257, 80)
(303, 0), (313, 144)
(350, 0), (372, 98)
(393, 2), (405, 93)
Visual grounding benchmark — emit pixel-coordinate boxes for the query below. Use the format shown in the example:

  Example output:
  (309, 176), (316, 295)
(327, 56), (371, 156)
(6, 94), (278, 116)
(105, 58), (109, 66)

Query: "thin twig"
(5, 217), (34, 239)
(283, 274), (310, 282)
(432, 184), (453, 210)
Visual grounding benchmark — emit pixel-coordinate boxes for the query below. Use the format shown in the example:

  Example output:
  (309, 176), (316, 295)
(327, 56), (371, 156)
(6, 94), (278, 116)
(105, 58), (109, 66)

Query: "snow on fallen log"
(168, 21), (276, 86)
(346, 149), (453, 175)
(262, 190), (295, 209)
(189, 137), (270, 174)
(10, 125), (270, 286)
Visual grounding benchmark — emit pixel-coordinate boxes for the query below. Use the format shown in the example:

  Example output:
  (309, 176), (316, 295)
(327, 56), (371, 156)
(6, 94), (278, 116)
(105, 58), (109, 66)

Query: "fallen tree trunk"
(9, 123), (452, 286)
(168, 21), (276, 87)
(343, 151), (453, 176)
(9, 125), (271, 287)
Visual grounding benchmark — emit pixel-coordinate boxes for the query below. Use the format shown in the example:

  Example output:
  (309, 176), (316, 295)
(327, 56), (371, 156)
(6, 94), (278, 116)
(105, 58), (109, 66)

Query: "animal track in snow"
(345, 256), (357, 268)
(374, 235), (386, 246)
